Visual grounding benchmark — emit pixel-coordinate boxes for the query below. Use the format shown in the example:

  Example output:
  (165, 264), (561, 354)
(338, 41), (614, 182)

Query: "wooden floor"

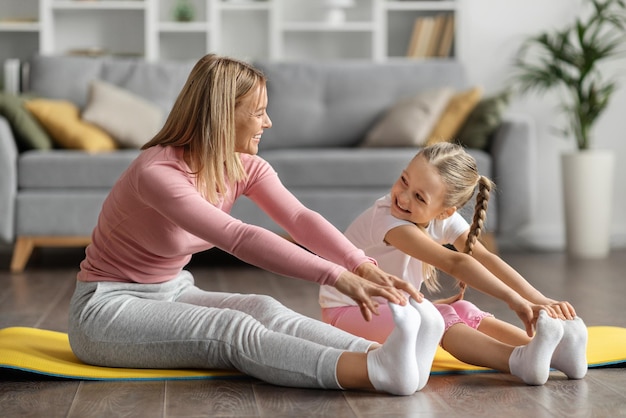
(1, 247), (625, 417)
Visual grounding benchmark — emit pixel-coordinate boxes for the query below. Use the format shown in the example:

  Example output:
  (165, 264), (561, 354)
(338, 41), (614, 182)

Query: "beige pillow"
(426, 86), (483, 146)
(82, 80), (164, 148)
(25, 99), (117, 152)
(362, 87), (454, 147)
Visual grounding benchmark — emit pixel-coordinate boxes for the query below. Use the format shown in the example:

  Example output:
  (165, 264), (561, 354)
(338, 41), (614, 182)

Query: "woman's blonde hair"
(415, 142), (494, 292)
(142, 54), (267, 204)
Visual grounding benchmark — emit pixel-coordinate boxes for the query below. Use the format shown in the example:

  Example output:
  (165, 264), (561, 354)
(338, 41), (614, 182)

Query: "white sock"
(367, 302), (420, 395)
(410, 298), (445, 390)
(509, 310), (564, 385)
(551, 317), (588, 379)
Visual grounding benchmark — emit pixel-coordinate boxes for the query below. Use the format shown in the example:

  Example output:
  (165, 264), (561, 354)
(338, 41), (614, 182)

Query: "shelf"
(384, 1), (456, 11)
(219, 1), (271, 11)
(0, 22), (40, 32)
(282, 22), (376, 32)
(0, 0), (458, 67)
(158, 22), (208, 32)
(50, 1), (147, 10)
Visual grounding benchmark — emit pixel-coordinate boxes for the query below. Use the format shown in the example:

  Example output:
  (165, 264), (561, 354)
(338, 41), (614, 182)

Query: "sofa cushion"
(426, 86), (483, 145)
(255, 60), (467, 151)
(25, 99), (117, 152)
(260, 147), (492, 188)
(361, 87), (453, 147)
(100, 59), (194, 114)
(27, 54), (194, 114)
(82, 80), (164, 148)
(28, 55), (104, 109)
(18, 149), (140, 189)
(0, 92), (52, 151)
(261, 148), (415, 188)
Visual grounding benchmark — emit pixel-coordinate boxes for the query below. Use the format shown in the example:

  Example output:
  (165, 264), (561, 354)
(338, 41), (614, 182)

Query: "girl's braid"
(464, 175), (492, 256)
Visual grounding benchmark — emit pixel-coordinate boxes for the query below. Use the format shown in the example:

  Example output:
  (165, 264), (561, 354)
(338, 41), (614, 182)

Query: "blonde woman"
(68, 54), (432, 396)
(320, 142), (588, 388)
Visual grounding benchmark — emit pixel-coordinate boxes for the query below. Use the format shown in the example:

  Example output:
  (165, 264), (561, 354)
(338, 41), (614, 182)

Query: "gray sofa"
(0, 55), (534, 272)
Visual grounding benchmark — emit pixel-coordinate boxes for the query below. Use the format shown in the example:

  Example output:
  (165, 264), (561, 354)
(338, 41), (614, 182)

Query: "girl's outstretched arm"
(385, 224), (551, 336)
(454, 232), (576, 320)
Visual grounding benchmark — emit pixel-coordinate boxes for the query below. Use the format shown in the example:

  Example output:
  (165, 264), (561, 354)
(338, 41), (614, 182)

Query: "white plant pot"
(561, 150), (615, 259)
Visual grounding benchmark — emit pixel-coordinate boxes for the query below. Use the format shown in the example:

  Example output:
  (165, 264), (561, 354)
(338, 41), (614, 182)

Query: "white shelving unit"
(0, 0), (459, 85)
(39, 0), (150, 58)
(0, 0), (40, 74)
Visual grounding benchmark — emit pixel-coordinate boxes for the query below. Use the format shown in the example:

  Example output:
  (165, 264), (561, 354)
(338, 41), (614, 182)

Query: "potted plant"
(512, 0), (626, 258)
(173, 0), (195, 22)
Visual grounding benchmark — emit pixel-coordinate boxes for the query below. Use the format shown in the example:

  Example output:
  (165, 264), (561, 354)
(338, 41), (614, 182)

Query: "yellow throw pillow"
(25, 99), (117, 152)
(426, 86), (483, 146)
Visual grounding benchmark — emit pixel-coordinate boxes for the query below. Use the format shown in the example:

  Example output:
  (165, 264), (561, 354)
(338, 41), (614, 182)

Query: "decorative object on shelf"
(323, 0), (355, 25)
(173, 0), (195, 22)
(3, 59), (20, 95)
(511, 0), (626, 259)
(67, 47), (108, 57)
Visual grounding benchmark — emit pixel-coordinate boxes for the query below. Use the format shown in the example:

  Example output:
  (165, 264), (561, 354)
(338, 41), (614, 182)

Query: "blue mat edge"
(2, 360), (622, 381)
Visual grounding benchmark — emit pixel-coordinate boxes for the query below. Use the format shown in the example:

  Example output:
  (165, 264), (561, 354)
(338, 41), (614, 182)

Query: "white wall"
(459, 0), (626, 250)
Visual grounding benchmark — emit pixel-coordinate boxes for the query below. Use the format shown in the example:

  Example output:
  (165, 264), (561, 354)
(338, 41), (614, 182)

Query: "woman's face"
(389, 154), (454, 227)
(234, 83), (272, 155)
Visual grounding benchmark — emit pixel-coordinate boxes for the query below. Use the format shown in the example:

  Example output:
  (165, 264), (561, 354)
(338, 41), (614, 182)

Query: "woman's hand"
(334, 270), (410, 322)
(353, 262), (423, 303)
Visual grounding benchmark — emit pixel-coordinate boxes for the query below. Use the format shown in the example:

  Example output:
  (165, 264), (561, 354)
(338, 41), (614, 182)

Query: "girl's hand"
(354, 262), (423, 303)
(334, 270), (409, 322)
(508, 296), (550, 337)
(531, 297), (577, 320)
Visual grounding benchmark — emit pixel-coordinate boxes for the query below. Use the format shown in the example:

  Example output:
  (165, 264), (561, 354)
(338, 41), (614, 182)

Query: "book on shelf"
(406, 13), (453, 59)
(406, 18), (423, 57)
(406, 16), (434, 58)
(436, 14), (455, 57)
(426, 14), (447, 57)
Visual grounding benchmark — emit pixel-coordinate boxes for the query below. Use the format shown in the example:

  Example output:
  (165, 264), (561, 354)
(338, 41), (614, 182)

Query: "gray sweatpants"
(68, 270), (372, 389)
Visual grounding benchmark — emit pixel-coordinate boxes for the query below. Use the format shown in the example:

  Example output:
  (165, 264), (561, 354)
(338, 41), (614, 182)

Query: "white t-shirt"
(319, 194), (469, 308)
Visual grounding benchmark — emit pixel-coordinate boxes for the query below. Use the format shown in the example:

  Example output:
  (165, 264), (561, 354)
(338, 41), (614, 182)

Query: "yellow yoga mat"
(0, 326), (624, 380)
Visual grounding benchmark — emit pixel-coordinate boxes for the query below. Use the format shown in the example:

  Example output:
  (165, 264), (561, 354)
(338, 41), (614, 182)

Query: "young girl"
(320, 142), (588, 388)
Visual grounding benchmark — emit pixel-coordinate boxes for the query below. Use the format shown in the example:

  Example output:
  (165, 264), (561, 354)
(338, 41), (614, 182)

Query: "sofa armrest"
(0, 116), (18, 244)
(489, 114), (536, 238)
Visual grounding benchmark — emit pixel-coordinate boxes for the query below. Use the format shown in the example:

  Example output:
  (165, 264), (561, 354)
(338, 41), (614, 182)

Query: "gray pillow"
(82, 80), (164, 148)
(361, 87), (454, 147)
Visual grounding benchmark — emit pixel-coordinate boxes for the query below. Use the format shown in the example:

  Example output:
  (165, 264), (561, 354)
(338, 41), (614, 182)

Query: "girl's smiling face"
(390, 154), (455, 227)
(234, 83), (272, 155)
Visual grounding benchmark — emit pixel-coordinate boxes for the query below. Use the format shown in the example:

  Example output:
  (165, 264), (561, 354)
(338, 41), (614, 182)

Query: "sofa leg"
(10, 237), (35, 273)
(10, 236), (92, 273)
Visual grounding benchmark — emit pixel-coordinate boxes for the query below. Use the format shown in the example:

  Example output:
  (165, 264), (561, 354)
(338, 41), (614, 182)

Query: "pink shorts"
(434, 300), (493, 331)
(321, 299), (492, 344)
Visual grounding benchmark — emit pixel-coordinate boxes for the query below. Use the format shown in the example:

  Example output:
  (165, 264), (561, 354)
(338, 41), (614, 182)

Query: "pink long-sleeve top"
(78, 145), (372, 285)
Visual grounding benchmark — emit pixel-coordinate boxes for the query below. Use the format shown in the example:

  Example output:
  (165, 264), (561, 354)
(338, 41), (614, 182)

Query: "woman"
(68, 54), (430, 396)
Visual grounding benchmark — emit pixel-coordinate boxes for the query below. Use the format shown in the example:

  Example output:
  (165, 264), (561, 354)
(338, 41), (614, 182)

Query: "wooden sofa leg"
(10, 237), (35, 273)
(10, 236), (92, 273)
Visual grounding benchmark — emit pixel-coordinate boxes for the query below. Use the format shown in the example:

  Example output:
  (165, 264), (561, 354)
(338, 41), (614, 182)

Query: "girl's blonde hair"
(142, 54), (267, 204)
(416, 142), (494, 292)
